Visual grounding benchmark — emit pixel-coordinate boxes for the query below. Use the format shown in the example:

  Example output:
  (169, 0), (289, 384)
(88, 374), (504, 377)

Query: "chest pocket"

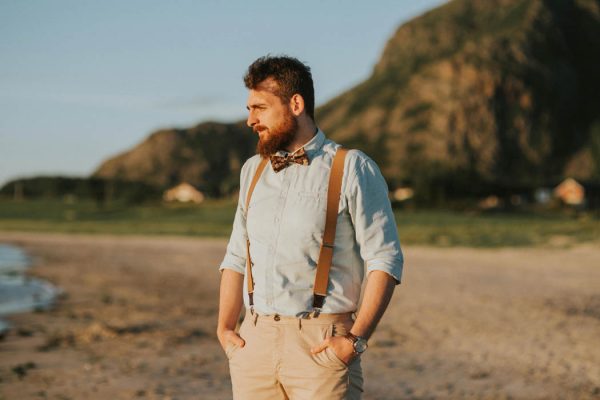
(282, 190), (328, 245)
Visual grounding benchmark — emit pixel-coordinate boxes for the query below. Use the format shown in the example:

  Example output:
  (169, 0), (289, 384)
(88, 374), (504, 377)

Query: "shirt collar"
(273, 128), (326, 161)
(302, 128), (325, 159)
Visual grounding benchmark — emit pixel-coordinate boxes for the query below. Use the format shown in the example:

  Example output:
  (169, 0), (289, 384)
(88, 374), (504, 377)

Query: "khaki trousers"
(226, 310), (364, 400)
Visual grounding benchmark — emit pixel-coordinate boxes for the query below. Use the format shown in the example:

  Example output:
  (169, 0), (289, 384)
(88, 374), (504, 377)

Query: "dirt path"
(0, 232), (598, 399)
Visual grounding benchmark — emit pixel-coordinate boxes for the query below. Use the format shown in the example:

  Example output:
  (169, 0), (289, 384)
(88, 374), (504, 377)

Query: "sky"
(0, 0), (447, 187)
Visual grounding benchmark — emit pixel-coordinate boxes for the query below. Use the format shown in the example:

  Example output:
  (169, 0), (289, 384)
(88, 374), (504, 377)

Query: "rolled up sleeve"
(218, 165), (249, 275)
(346, 153), (404, 284)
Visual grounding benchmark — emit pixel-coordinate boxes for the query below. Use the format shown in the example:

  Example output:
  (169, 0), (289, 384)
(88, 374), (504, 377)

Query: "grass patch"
(0, 199), (597, 247)
(395, 209), (599, 247)
(0, 198), (236, 237)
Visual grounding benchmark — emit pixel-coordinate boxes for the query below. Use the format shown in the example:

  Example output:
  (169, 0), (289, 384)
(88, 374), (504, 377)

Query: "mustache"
(253, 125), (267, 134)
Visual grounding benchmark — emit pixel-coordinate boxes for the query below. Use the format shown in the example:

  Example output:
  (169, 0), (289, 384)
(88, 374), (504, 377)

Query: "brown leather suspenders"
(244, 157), (269, 309)
(312, 148), (348, 310)
(244, 147), (349, 315)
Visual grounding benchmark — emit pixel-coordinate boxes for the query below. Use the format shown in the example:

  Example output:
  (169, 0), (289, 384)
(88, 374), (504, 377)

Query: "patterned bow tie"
(270, 147), (310, 173)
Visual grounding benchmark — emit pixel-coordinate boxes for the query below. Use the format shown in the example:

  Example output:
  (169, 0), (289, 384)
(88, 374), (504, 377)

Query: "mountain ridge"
(93, 0), (600, 200)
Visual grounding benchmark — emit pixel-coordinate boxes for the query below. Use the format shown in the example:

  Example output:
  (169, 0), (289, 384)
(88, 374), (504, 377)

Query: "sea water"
(0, 243), (61, 334)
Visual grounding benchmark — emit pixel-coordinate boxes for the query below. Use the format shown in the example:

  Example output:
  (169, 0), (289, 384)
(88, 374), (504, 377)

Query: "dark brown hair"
(244, 55), (315, 120)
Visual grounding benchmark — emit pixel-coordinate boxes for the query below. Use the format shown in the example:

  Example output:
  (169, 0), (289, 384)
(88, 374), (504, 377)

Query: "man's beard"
(255, 111), (298, 159)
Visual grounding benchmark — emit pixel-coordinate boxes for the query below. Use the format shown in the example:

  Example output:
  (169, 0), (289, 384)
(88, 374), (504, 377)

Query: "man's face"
(246, 80), (298, 158)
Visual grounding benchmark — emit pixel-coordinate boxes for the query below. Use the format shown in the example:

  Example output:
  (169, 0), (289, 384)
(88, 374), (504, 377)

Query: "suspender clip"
(311, 307), (322, 318)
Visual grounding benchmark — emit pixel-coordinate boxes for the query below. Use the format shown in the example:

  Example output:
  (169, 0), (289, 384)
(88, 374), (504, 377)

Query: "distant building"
(163, 182), (204, 204)
(553, 178), (585, 206)
(478, 195), (500, 210)
(392, 187), (414, 202)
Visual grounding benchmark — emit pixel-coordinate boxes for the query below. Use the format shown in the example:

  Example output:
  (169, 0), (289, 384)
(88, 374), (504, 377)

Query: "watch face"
(355, 339), (368, 353)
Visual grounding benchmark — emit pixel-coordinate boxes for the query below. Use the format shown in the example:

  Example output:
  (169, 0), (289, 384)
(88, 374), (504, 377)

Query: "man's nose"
(247, 113), (257, 128)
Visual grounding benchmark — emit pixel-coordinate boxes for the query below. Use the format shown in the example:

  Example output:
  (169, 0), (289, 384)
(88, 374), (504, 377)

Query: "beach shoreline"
(0, 242), (63, 338)
(0, 231), (598, 399)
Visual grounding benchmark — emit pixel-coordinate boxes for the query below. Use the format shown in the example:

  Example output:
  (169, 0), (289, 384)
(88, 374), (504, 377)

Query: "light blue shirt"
(219, 129), (403, 317)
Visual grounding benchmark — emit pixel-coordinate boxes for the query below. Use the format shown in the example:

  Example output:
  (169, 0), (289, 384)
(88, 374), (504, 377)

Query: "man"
(217, 55), (403, 400)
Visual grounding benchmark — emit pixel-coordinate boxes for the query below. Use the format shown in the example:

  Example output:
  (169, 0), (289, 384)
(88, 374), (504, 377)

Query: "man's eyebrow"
(246, 103), (266, 110)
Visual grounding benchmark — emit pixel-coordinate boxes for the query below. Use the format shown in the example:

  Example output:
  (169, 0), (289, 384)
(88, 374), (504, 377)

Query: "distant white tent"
(163, 182), (204, 204)
(553, 178), (584, 206)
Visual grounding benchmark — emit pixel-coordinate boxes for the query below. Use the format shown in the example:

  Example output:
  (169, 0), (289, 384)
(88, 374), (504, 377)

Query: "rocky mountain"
(318, 0), (600, 191)
(93, 0), (600, 200)
(93, 122), (255, 197)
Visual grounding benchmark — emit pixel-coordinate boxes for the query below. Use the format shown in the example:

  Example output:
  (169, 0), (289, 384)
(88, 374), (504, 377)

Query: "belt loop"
(298, 317), (302, 330)
(253, 312), (259, 326)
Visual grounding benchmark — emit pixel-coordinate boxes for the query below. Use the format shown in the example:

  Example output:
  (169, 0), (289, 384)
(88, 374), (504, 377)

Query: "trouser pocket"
(297, 322), (348, 370)
(225, 342), (240, 360)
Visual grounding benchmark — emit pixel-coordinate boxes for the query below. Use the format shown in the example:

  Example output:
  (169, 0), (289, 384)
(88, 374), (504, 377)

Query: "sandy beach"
(0, 231), (598, 400)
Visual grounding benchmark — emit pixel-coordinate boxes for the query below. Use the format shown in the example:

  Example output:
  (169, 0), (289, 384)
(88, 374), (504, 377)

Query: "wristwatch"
(344, 332), (368, 354)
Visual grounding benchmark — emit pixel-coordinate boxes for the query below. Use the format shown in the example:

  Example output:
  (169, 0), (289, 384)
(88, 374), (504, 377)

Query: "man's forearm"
(350, 270), (397, 340)
(217, 269), (245, 334)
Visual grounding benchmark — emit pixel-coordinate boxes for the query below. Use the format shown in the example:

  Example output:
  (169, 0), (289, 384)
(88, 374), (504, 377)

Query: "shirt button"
(274, 217), (279, 223)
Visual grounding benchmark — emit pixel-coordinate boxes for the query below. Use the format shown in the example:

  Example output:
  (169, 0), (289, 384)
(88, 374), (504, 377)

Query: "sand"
(0, 231), (598, 400)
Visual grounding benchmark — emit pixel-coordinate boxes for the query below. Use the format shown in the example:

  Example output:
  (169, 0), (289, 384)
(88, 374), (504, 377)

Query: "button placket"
(266, 172), (290, 308)
(267, 172), (292, 309)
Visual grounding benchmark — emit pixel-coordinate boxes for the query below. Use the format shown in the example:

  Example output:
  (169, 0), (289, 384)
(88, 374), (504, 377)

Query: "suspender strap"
(245, 157), (269, 308)
(312, 147), (348, 310)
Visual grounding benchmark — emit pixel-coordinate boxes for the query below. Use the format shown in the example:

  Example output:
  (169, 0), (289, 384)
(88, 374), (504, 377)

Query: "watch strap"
(344, 332), (368, 354)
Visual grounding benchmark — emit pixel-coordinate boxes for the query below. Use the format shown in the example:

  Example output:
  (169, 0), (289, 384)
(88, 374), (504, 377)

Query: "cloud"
(0, 87), (241, 116)
(0, 89), (159, 110)
(156, 95), (231, 111)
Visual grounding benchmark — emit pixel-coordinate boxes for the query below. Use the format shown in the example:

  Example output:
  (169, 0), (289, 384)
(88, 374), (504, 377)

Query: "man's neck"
(285, 124), (318, 154)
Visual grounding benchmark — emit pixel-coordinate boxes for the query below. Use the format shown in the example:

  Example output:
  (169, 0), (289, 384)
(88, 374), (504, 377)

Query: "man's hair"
(244, 55), (315, 120)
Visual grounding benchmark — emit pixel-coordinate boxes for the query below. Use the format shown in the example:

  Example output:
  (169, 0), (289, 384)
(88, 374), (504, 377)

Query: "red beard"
(255, 110), (299, 159)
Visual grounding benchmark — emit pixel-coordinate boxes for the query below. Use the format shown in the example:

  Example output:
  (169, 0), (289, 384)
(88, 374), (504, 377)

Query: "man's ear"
(289, 94), (305, 117)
